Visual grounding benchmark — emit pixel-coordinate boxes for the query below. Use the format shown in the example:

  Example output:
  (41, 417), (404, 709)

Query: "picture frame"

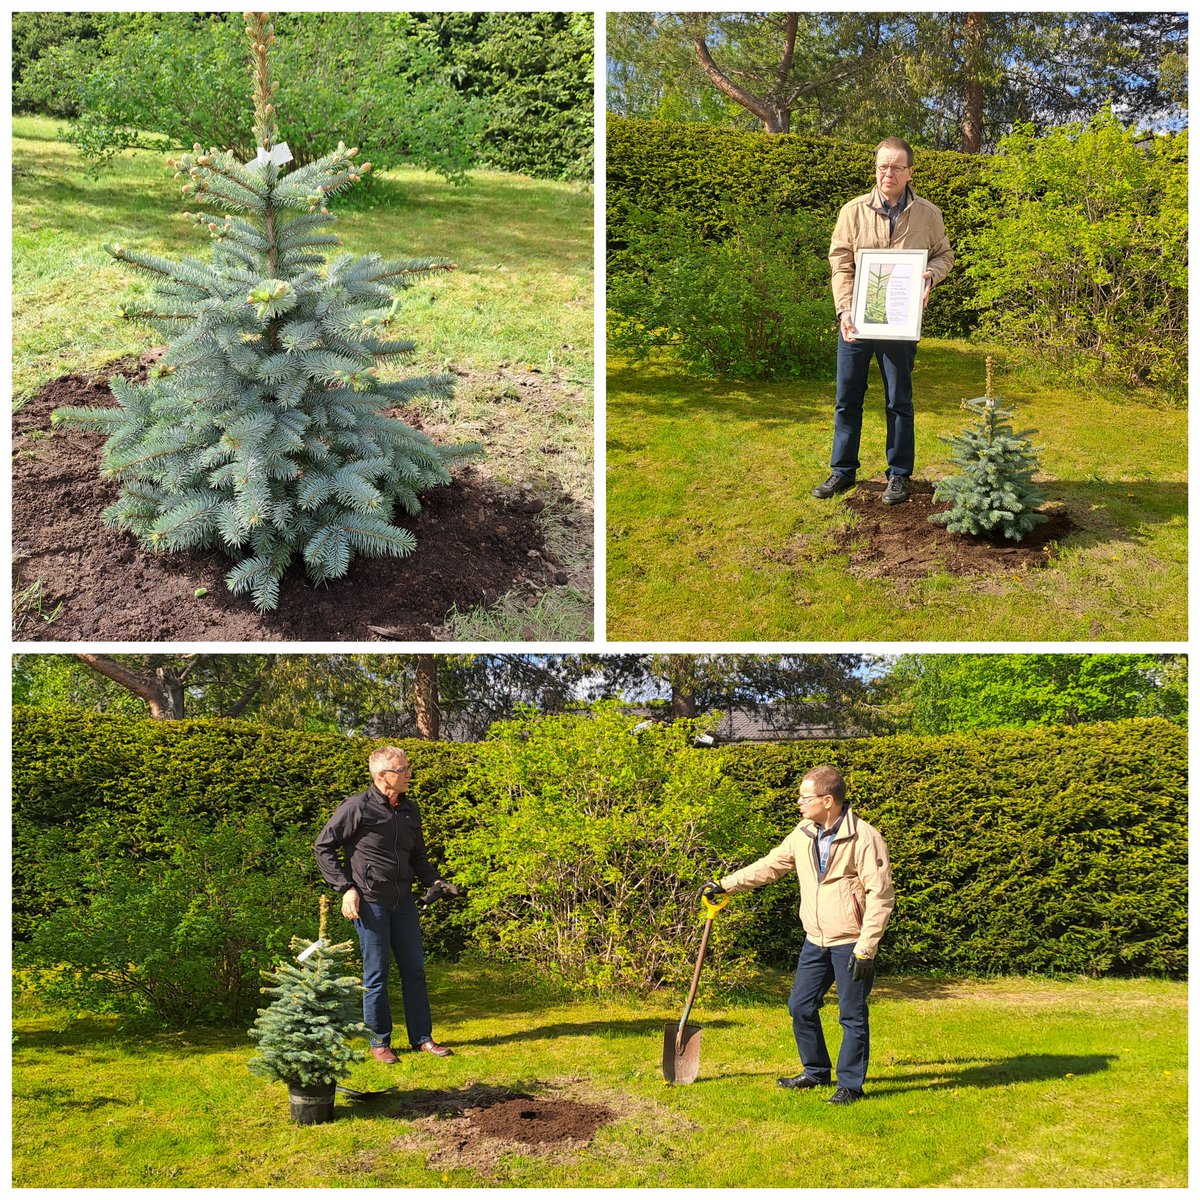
(849, 248), (929, 341)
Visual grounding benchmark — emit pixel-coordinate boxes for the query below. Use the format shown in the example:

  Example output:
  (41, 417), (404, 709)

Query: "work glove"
(700, 881), (727, 902)
(420, 879), (460, 908)
(850, 954), (875, 984)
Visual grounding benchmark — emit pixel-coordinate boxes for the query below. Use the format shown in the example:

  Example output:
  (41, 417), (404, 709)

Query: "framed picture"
(850, 248), (929, 341)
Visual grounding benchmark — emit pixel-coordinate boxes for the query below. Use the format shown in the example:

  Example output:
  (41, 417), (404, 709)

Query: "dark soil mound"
(837, 479), (1078, 582)
(13, 358), (548, 641)
(467, 1097), (613, 1145)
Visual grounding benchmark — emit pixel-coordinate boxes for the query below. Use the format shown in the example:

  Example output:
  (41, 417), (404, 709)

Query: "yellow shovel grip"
(700, 892), (730, 920)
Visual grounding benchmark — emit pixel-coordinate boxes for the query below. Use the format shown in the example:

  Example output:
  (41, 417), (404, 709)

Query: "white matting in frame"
(850, 248), (929, 341)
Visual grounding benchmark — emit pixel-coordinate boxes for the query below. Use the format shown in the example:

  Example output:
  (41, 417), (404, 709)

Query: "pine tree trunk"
(961, 12), (986, 153)
(414, 655), (440, 741)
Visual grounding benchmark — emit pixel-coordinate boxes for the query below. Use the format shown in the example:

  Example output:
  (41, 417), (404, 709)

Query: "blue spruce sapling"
(248, 894), (366, 1090)
(930, 356), (1048, 542)
(53, 12), (481, 611)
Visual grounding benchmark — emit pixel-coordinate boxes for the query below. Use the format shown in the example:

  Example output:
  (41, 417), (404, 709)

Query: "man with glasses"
(815, 136), (955, 506)
(315, 745), (459, 1062)
(702, 765), (895, 1105)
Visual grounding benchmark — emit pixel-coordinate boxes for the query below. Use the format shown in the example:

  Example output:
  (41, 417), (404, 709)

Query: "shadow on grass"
(867, 1052), (1117, 1096)
(336, 1080), (541, 1122)
(607, 342), (997, 437)
(1046, 480), (1187, 535)
(696, 1052), (1116, 1092)
(460, 1017), (736, 1048)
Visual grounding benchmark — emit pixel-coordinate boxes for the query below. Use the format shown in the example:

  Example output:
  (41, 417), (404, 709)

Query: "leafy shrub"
(444, 703), (774, 993)
(608, 208), (837, 379)
(963, 111), (1187, 402)
(15, 13), (486, 182)
(16, 812), (317, 1026)
(607, 117), (985, 340)
(14, 12), (595, 183)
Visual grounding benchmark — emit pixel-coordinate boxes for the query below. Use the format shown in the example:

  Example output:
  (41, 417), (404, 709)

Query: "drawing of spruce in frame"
(864, 263), (893, 324)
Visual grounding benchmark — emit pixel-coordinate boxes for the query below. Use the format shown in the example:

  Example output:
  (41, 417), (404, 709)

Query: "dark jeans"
(788, 939), (874, 1092)
(831, 334), (918, 479)
(353, 897), (432, 1049)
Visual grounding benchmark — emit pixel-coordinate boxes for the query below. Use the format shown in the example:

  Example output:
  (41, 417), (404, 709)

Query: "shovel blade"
(662, 1022), (702, 1084)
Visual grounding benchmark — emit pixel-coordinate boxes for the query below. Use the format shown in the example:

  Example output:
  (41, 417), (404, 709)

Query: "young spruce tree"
(248, 894), (366, 1089)
(930, 357), (1048, 542)
(53, 12), (481, 611)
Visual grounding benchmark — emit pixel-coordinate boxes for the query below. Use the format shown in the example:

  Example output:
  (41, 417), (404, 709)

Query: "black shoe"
(812, 473), (856, 500)
(777, 1073), (826, 1090)
(826, 1086), (865, 1105)
(881, 475), (910, 505)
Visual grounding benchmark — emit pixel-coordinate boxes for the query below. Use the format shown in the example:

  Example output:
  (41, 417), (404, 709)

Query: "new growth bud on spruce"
(53, 10), (482, 614)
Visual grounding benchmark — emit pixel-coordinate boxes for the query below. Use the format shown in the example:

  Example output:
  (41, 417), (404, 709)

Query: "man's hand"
(341, 887), (360, 921)
(839, 311), (857, 342)
(850, 953), (875, 984)
(700, 881), (727, 903)
(921, 270), (934, 308)
(420, 879), (460, 908)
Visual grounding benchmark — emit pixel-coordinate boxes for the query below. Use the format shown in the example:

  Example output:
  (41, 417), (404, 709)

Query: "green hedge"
(14, 709), (1186, 983)
(607, 117), (989, 338)
(714, 719), (1187, 977)
(12, 710), (476, 960)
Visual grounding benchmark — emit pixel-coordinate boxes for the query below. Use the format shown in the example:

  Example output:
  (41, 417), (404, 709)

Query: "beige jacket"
(720, 808), (895, 959)
(829, 185), (955, 318)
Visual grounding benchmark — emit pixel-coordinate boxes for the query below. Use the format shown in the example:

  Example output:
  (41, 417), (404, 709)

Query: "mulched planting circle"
(13, 356), (555, 641)
(836, 479), (1079, 582)
(467, 1096), (613, 1145)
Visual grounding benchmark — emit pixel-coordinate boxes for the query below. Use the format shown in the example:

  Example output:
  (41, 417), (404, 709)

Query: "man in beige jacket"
(813, 136), (955, 507)
(704, 765), (895, 1105)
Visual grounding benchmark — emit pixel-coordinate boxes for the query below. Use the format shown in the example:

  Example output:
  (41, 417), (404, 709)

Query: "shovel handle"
(677, 917), (716, 1045)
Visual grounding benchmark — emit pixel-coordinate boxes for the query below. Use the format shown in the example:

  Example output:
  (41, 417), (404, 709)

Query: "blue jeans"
(353, 897), (432, 1049)
(788, 939), (874, 1092)
(831, 334), (918, 479)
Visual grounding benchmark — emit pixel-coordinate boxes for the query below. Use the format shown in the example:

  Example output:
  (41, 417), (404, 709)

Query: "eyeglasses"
(876, 163), (911, 175)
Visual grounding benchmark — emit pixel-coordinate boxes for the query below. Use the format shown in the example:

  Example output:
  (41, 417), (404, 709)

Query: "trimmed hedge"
(13, 709), (1186, 984)
(607, 116), (989, 338)
(714, 720), (1187, 977)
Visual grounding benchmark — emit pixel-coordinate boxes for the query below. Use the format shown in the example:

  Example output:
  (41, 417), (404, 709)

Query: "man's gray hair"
(369, 745), (407, 773)
(875, 136), (914, 168)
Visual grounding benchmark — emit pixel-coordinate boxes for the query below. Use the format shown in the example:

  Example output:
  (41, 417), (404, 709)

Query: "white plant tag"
(255, 142), (293, 167)
(296, 938), (326, 962)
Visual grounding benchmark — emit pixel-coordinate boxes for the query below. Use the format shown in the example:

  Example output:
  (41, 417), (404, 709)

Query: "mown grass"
(12, 116), (595, 638)
(606, 343), (1186, 641)
(13, 116), (592, 393)
(12, 965), (1186, 1187)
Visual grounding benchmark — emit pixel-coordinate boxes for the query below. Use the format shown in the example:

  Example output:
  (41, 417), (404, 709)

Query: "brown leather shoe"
(417, 1039), (453, 1057)
(370, 1045), (400, 1064)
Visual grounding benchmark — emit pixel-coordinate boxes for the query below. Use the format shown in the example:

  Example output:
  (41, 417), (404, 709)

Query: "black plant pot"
(287, 1081), (336, 1125)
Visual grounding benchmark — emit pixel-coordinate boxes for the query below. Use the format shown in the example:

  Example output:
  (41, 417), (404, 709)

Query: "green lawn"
(13, 116), (592, 395)
(606, 343), (1186, 641)
(12, 965), (1186, 1187)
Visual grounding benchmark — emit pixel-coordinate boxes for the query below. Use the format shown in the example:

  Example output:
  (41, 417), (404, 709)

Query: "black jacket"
(314, 786), (440, 906)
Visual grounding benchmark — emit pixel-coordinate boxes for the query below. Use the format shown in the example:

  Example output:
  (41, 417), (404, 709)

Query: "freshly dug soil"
(837, 479), (1078, 582)
(467, 1096), (613, 1145)
(13, 358), (551, 641)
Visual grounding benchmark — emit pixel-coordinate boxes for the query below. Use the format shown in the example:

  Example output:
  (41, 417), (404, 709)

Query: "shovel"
(663, 891), (729, 1084)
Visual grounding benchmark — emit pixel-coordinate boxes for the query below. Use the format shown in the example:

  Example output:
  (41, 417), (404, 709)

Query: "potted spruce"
(248, 894), (367, 1124)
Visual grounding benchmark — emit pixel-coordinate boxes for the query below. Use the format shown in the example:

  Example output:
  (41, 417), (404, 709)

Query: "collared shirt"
(816, 810), (847, 877)
(878, 186), (911, 236)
